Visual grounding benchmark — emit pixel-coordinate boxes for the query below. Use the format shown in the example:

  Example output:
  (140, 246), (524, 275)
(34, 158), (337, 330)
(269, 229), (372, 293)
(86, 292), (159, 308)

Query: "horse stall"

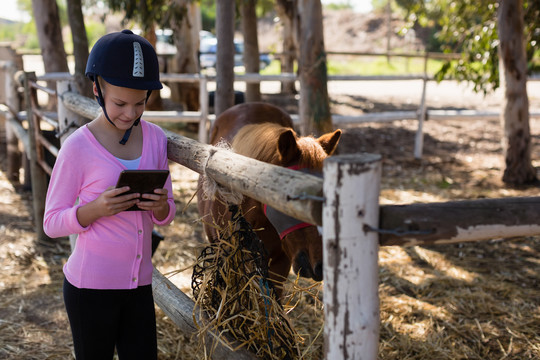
(3, 68), (540, 359)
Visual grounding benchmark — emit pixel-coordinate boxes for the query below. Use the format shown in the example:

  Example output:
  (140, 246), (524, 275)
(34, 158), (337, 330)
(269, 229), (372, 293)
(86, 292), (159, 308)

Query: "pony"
(197, 102), (341, 293)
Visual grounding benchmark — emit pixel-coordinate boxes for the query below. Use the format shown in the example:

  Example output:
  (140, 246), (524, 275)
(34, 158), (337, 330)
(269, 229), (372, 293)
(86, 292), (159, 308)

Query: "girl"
(44, 30), (176, 359)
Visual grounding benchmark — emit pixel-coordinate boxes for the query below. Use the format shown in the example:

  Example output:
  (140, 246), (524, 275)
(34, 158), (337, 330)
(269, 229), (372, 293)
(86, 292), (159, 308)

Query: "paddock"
(0, 63), (539, 358)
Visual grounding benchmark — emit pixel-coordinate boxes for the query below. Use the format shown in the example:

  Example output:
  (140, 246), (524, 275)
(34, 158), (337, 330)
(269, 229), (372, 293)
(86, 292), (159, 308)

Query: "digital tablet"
(115, 170), (170, 211)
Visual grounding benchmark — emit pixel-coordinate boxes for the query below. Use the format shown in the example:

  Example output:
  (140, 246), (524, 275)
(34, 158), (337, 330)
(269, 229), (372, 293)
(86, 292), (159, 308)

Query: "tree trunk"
(297, 0), (332, 136)
(31, 0), (69, 107)
(143, 25), (163, 110)
(215, 0), (235, 116)
(275, 0), (297, 95)
(241, 0), (261, 102)
(497, 0), (537, 185)
(66, 0), (92, 98)
(169, 0), (200, 111)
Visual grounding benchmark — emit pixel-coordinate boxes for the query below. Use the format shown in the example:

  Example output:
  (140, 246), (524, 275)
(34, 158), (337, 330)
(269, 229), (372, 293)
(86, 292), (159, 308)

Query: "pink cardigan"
(44, 120), (176, 289)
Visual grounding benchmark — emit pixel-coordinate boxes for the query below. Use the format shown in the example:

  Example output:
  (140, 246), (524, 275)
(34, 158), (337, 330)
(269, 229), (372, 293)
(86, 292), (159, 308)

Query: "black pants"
(63, 278), (157, 360)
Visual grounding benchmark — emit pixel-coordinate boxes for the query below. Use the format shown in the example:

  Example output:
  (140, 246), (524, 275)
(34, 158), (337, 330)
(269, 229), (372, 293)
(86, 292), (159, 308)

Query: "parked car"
(153, 29), (272, 70)
(199, 37), (272, 70)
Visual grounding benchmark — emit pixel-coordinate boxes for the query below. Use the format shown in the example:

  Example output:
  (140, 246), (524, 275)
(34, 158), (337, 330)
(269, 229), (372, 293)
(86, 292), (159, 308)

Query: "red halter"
(263, 165), (314, 240)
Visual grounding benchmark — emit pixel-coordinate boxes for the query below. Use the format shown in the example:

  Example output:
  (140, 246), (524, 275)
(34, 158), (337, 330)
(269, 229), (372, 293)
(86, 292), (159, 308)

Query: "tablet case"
(115, 170), (170, 211)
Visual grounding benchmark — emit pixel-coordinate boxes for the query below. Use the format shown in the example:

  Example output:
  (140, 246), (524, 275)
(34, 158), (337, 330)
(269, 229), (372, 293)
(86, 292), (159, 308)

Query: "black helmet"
(85, 30), (162, 144)
(85, 29), (162, 90)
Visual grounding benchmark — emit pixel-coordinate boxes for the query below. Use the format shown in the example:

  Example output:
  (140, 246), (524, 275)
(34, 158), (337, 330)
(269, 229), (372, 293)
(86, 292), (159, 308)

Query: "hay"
(191, 204), (301, 359)
(378, 239), (540, 360)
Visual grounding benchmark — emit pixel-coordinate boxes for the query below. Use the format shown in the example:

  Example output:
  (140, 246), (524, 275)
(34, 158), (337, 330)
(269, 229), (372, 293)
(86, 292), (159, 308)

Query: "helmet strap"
(94, 79), (116, 128)
(119, 90), (152, 145)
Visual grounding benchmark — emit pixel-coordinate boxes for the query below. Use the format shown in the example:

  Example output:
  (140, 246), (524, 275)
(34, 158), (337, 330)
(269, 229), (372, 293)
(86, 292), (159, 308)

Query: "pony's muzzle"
(294, 251), (323, 281)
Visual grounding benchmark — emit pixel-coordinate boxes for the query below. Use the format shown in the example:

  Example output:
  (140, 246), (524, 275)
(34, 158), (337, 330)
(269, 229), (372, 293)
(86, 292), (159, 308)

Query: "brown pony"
(197, 102), (341, 291)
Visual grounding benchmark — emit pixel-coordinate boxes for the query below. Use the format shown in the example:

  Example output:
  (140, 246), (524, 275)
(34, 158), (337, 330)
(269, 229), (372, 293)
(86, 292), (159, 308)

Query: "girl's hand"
(137, 188), (170, 220)
(76, 186), (140, 227)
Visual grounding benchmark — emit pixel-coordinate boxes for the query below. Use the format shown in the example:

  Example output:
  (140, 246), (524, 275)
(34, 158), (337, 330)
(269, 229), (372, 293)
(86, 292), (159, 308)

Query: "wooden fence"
(1, 66), (540, 359)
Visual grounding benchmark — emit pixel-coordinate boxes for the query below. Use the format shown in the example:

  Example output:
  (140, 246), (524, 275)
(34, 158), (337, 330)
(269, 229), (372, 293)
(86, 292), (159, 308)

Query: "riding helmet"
(85, 29), (162, 90)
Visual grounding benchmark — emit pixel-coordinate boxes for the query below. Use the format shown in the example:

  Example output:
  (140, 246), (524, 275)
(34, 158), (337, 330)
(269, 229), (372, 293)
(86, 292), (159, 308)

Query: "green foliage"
(104, 0), (177, 33)
(85, 21), (107, 48)
(524, 0), (540, 74)
(326, 56), (443, 76)
(0, 22), (23, 42)
(259, 57), (443, 77)
(200, 0), (216, 32)
(259, 60), (281, 75)
(323, 1), (354, 11)
(396, 0), (540, 95)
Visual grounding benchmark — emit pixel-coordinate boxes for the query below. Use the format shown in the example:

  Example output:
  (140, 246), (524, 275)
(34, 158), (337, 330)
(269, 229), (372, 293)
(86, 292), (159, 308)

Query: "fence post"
(323, 153), (381, 359)
(414, 52), (429, 159)
(198, 75), (208, 143)
(3, 61), (22, 183)
(57, 79), (86, 144)
(24, 71), (49, 242)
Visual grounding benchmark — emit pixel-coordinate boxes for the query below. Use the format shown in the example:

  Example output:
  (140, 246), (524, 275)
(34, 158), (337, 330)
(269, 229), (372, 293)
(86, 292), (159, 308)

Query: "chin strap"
(118, 118), (141, 145)
(94, 80), (151, 145)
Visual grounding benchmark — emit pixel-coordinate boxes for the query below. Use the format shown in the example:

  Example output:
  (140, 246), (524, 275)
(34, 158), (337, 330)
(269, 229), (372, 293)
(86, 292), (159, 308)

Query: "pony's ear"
(278, 129), (301, 165)
(318, 129), (342, 155)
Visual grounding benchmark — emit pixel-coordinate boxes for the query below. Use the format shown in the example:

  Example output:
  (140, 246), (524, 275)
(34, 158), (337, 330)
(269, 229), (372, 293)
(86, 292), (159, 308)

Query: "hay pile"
(191, 204), (301, 359)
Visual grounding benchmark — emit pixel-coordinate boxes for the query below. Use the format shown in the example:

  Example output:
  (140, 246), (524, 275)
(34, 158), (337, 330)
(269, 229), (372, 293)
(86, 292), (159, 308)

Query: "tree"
(297, 0), (332, 136)
(105, 0), (201, 111)
(66, 0), (92, 98)
(215, 0), (236, 116)
(497, 0), (535, 184)
(169, 0), (200, 111)
(240, 0), (262, 102)
(275, 0), (298, 95)
(398, 0), (538, 185)
(31, 0), (69, 103)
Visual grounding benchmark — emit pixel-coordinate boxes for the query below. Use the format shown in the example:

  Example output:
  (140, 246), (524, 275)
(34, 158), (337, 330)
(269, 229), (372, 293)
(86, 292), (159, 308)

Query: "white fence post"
(198, 76), (209, 143)
(323, 153), (382, 359)
(414, 53), (429, 159)
(3, 61), (22, 182)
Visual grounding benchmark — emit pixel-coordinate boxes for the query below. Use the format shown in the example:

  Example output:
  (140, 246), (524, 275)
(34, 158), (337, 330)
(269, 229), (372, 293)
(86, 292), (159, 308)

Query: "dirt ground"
(1, 8), (540, 359)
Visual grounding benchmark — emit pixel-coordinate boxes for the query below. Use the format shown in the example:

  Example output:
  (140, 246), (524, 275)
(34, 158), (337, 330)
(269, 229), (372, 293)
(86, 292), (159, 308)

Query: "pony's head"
(232, 123), (341, 281)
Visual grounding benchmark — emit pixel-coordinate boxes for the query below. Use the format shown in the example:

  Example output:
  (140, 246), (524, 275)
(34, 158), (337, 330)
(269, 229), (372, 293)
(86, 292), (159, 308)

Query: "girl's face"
(94, 81), (147, 130)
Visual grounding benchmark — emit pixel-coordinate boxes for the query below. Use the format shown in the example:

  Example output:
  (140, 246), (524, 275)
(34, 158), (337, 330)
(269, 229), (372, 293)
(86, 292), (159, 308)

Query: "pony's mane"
(231, 123), (329, 169)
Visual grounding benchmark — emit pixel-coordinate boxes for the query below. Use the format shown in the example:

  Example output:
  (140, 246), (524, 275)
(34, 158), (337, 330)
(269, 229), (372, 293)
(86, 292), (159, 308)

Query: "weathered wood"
(6, 117), (28, 154)
(3, 61), (22, 182)
(61, 90), (100, 120)
(152, 269), (257, 360)
(379, 196), (540, 246)
(323, 154), (382, 360)
(57, 81), (90, 141)
(198, 77), (209, 143)
(24, 72), (49, 242)
(165, 129), (324, 226)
